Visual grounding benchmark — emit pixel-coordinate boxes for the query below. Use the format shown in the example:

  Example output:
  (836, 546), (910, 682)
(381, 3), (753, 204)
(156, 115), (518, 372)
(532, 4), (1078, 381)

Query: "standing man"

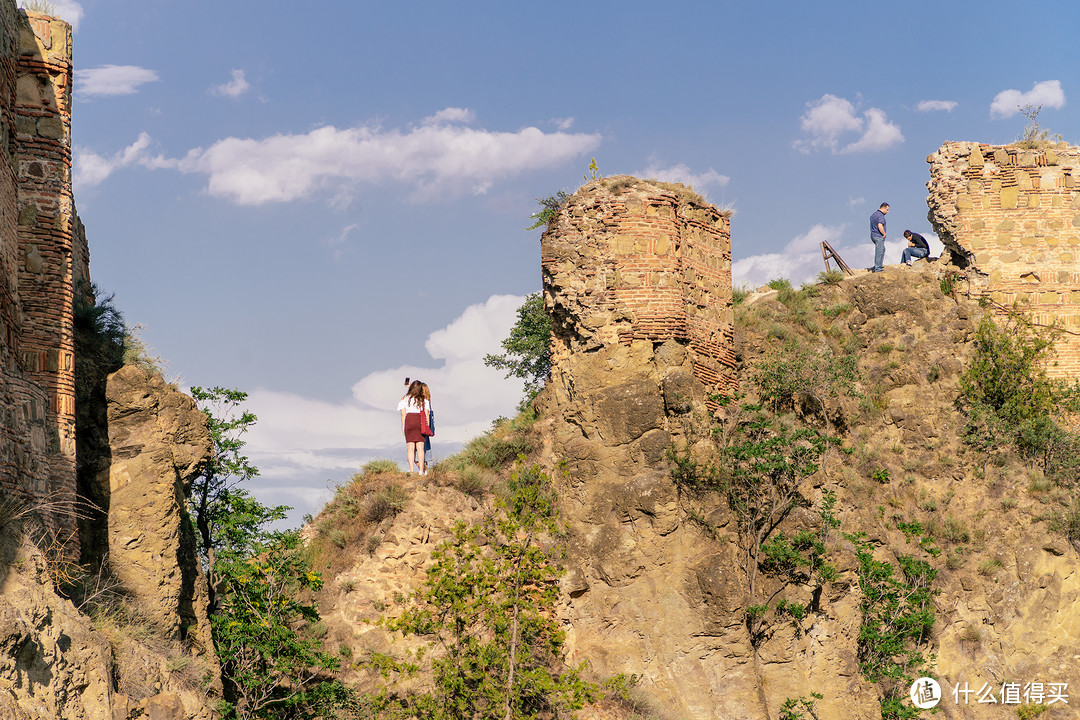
(901, 230), (930, 266)
(870, 202), (889, 273)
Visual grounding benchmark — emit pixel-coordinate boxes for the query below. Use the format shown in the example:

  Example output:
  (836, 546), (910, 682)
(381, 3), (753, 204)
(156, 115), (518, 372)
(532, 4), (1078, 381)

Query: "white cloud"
(73, 111), (600, 202)
(75, 64), (159, 97)
(424, 107), (475, 125)
(73, 132), (167, 191)
(161, 110), (599, 205)
(243, 295), (527, 521)
(53, 0), (83, 30)
(794, 94), (903, 154)
(848, 196), (865, 208)
(990, 80), (1065, 118)
(733, 224), (944, 288)
(211, 69), (251, 98)
(552, 117), (575, 130)
(916, 100), (957, 113)
(637, 161), (730, 197)
(840, 108), (904, 154)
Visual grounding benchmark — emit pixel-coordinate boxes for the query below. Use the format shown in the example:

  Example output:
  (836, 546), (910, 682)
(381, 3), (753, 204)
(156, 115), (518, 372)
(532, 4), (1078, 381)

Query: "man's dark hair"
(880, 202), (890, 210)
(903, 230), (913, 239)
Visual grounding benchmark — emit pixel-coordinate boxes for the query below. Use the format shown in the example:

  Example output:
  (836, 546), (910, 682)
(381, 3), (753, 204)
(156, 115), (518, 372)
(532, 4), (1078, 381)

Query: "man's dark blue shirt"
(870, 209), (887, 238)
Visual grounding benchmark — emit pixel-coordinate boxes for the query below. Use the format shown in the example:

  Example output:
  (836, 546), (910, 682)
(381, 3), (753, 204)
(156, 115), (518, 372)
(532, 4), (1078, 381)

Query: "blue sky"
(49, 0), (1079, 523)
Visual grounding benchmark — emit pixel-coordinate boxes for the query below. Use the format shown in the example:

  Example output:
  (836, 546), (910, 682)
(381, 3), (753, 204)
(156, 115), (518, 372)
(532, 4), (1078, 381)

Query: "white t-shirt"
(397, 397), (430, 414)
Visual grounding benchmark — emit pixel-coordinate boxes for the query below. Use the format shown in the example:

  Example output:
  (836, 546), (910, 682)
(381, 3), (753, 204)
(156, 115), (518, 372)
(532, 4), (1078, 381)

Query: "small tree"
(212, 528), (345, 720)
(190, 386), (261, 607)
(372, 464), (595, 719)
(484, 293), (552, 406)
(189, 387), (348, 719)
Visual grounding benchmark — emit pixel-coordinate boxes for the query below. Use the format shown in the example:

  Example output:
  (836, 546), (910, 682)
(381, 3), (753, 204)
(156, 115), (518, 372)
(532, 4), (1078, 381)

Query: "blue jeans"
(902, 246), (928, 265)
(871, 235), (885, 272)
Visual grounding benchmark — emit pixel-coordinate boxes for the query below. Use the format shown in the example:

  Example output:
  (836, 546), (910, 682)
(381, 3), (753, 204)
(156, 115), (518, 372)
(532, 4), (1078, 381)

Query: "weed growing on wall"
(525, 191), (569, 231)
(367, 463), (596, 719)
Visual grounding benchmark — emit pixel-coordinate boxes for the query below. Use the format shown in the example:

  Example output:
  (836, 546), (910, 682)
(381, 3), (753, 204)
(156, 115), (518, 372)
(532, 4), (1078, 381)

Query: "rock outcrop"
(104, 365), (213, 651)
(0, 365), (217, 719)
(535, 179), (877, 719)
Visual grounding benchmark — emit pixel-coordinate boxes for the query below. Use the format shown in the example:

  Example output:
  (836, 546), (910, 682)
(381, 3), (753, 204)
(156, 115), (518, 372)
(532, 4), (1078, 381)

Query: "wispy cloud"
(423, 107), (475, 125)
(79, 109), (599, 204)
(73, 132), (170, 190)
(636, 161), (730, 199)
(916, 100), (957, 113)
(74, 110), (601, 202)
(210, 69), (251, 98)
(552, 117), (575, 130)
(990, 80), (1065, 118)
(794, 94), (903, 154)
(76, 64), (159, 97)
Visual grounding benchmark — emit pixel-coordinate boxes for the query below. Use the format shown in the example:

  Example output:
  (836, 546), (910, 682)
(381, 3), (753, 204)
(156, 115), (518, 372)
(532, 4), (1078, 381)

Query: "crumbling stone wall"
(927, 141), (1080, 376)
(541, 176), (735, 402)
(0, 7), (88, 552)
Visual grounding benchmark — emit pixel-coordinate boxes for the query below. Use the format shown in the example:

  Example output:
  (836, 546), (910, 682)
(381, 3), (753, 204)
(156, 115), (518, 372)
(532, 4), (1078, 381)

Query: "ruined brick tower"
(0, 7), (89, 550)
(541, 176), (735, 404)
(927, 142), (1080, 377)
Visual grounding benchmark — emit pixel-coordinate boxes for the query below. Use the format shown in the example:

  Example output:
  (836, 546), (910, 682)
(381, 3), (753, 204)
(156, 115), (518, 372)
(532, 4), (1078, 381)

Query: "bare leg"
(406, 442), (418, 473)
(417, 444), (426, 474)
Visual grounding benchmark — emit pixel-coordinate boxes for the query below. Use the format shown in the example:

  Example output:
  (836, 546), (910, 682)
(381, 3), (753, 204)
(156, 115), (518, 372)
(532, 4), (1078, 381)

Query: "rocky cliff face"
(538, 263), (1080, 720)
(0, 365), (217, 720)
(104, 365), (213, 651)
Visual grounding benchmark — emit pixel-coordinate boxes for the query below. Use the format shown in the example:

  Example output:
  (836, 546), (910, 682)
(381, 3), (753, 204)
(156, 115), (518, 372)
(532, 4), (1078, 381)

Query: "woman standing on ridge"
(398, 380), (430, 475)
(420, 382), (434, 473)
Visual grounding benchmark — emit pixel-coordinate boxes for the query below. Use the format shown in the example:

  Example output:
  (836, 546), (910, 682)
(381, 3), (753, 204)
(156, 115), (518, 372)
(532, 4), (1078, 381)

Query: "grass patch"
(361, 458), (400, 476)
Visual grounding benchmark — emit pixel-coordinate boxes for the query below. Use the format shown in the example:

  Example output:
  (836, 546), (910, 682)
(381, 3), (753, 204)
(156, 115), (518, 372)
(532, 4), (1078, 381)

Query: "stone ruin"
(541, 176), (735, 404)
(927, 141), (1080, 376)
(0, 7), (90, 553)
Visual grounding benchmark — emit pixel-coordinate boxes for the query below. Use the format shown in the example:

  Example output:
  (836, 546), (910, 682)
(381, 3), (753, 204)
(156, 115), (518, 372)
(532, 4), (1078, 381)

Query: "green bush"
(847, 532), (938, 719)
(817, 269), (844, 285)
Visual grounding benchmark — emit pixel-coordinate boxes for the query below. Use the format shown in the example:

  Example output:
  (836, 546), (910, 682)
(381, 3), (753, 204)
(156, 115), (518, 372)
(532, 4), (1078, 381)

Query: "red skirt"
(404, 412), (424, 443)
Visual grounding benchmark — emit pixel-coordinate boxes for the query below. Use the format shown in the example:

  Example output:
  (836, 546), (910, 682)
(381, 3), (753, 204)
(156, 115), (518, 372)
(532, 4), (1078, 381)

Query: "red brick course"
(541, 177), (735, 406)
(0, 8), (89, 555)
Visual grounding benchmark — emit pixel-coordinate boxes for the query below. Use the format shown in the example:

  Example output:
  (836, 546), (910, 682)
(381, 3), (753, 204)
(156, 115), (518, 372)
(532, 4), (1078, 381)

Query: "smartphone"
(404, 377), (410, 385)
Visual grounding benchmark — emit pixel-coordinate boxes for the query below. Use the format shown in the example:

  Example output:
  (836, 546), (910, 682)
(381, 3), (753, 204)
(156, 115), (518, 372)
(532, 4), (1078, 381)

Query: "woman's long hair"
(406, 380), (425, 408)
(420, 383), (431, 401)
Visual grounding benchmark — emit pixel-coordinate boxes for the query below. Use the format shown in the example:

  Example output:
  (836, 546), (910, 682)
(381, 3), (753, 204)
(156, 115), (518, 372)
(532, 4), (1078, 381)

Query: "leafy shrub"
(847, 532), (938, 719)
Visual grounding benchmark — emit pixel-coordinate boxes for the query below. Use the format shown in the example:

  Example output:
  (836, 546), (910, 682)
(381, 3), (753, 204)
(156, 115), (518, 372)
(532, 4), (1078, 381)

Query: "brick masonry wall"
(927, 141), (1080, 377)
(541, 176), (735, 403)
(0, 6), (84, 551)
